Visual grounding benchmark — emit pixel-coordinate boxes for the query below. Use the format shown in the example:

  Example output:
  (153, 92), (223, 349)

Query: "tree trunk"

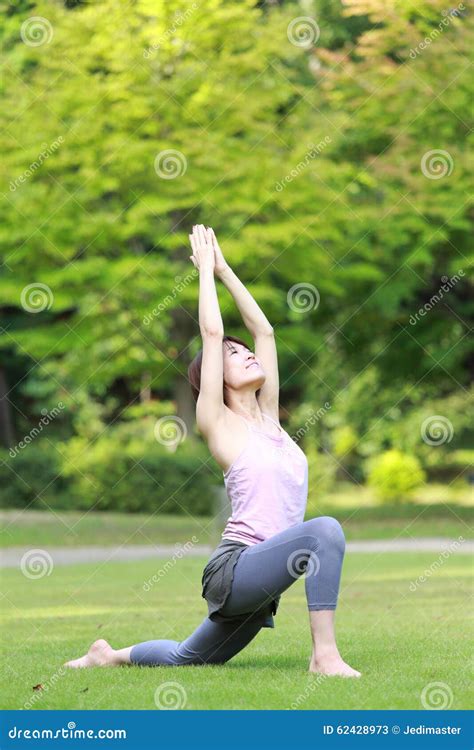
(0, 366), (14, 448)
(170, 306), (199, 438)
(140, 370), (152, 403)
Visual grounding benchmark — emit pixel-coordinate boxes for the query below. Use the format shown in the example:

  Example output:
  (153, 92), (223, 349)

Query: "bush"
(332, 425), (359, 458)
(367, 449), (426, 503)
(305, 445), (338, 516)
(0, 444), (67, 509)
(0, 419), (218, 516)
(61, 423), (217, 515)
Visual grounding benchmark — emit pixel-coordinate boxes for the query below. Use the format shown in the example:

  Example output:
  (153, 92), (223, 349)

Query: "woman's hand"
(189, 225), (215, 273)
(208, 227), (230, 277)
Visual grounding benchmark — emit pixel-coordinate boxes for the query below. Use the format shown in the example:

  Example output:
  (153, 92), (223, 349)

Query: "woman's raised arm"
(189, 225), (226, 435)
(209, 228), (279, 419)
(210, 228), (273, 337)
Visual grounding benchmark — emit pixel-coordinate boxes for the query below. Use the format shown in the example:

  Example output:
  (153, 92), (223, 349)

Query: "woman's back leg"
(130, 615), (263, 667)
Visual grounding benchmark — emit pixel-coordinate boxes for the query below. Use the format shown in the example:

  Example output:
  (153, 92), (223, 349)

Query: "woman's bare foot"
(309, 649), (361, 678)
(64, 639), (117, 669)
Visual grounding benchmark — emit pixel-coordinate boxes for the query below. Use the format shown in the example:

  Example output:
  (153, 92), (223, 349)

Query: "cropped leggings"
(130, 516), (345, 667)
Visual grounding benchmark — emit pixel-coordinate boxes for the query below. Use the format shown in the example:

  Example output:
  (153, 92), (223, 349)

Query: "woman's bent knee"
(304, 516), (345, 552)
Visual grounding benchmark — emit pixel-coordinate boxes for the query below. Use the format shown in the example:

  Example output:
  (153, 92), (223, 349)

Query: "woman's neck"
(226, 395), (262, 424)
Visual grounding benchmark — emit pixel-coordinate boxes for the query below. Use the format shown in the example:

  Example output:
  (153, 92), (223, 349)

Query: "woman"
(65, 225), (360, 677)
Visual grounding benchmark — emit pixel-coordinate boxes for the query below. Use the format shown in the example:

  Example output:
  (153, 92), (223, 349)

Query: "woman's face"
(222, 341), (266, 392)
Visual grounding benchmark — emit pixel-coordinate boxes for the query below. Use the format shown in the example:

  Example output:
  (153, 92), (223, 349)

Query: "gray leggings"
(130, 516), (345, 667)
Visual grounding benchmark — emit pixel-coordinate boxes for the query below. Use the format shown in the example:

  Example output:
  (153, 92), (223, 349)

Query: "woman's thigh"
(221, 519), (324, 616)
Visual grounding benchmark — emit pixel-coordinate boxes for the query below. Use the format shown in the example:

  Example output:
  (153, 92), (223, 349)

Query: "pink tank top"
(222, 413), (308, 546)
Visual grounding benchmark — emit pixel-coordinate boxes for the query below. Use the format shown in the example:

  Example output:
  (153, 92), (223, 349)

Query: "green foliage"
(0, 0), (472, 509)
(332, 425), (359, 458)
(59, 420), (217, 515)
(367, 449), (426, 503)
(305, 445), (338, 517)
(0, 445), (65, 509)
(0, 420), (218, 515)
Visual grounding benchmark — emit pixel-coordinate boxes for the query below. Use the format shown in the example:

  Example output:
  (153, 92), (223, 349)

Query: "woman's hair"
(187, 334), (252, 404)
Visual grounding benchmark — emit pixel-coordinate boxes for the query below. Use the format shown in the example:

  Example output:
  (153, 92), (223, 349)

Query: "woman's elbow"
(200, 327), (224, 339)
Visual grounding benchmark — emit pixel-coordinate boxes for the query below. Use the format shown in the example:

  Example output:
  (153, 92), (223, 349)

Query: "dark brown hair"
(187, 334), (252, 404)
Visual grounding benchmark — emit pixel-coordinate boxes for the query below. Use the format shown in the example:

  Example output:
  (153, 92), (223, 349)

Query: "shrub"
(330, 424), (366, 483)
(61, 426), (217, 515)
(0, 444), (67, 509)
(332, 425), (359, 458)
(0, 420), (218, 516)
(305, 445), (338, 517)
(367, 449), (426, 503)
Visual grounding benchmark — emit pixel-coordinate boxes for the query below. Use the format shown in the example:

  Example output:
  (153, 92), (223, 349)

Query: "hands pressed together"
(189, 225), (229, 277)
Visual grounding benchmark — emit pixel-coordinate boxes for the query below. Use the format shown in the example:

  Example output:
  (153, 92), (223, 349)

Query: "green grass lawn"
(1, 482), (472, 548)
(0, 509), (216, 549)
(1, 553), (472, 710)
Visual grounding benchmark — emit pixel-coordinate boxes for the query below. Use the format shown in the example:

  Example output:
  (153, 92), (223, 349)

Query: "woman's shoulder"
(201, 406), (250, 474)
(256, 397), (281, 427)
